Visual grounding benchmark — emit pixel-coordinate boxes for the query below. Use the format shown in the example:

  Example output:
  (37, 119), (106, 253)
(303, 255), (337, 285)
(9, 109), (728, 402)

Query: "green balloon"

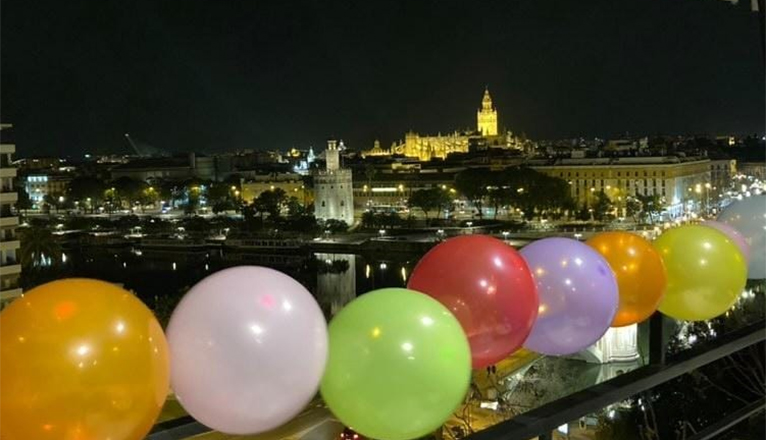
(655, 225), (747, 321)
(321, 288), (471, 440)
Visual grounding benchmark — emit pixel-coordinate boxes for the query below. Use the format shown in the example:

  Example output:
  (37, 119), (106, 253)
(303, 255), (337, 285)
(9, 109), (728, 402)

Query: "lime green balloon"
(655, 225), (747, 321)
(320, 288), (471, 440)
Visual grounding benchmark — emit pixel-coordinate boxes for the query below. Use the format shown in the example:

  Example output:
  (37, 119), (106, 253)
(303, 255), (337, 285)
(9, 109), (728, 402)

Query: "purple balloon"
(700, 220), (750, 263)
(520, 238), (618, 356)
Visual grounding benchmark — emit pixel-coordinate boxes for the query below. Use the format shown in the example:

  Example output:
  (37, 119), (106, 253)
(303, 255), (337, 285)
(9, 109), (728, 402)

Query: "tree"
(286, 196), (307, 218)
(18, 226), (61, 268)
(455, 169), (489, 218)
(111, 177), (147, 209)
(206, 182), (239, 213)
(68, 176), (106, 213)
(487, 187), (512, 220)
(324, 219), (348, 233)
(591, 190), (613, 221)
(155, 179), (182, 208)
(253, 188), (287, 220)
(626, 197), (642, 223)
(495, 167), (574, 220)
(576, 203), (591, 221)
(408, 188), (451, 222)
(183, 191), (200, 215)
(137, 186), (160, 211)
(43, 193), (62, 213)
(16, 187), (32, 214)
(636, 194), (663, 224)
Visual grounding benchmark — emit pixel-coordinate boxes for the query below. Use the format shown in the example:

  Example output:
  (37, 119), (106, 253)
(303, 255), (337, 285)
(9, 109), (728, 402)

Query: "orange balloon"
(1, 279), (169, 440)
(586, 232), (667, 327)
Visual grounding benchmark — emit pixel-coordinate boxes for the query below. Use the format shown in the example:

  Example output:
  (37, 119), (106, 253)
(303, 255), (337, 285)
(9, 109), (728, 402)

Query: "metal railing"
(466, 319), (765, 440)
(145, 318), (765, 440)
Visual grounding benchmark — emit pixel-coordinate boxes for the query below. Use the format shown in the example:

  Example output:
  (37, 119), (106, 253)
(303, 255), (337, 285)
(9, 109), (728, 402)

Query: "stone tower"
(477, 87), (498, 136)
(313, 139), (354, 226)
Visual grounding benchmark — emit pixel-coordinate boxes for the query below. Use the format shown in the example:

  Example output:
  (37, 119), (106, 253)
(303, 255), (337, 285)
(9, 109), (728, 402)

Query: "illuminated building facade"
(0, 124), (22, 305)
(477, 87), (498, 136)
(362, 88), (527, 161)
(24, 173), (72, 208)
(240, 173), (311, 206)
(530, 157), (712, 217)
(314, 139), (354, 226)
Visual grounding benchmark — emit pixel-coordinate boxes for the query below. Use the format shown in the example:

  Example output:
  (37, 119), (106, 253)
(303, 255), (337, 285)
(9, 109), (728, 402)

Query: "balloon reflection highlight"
(321, 288), (470, 440)
(0, 279), (169, 440)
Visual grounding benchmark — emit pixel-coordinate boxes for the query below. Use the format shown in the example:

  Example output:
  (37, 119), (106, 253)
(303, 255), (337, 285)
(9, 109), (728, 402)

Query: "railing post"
(649, 312), (666, 365)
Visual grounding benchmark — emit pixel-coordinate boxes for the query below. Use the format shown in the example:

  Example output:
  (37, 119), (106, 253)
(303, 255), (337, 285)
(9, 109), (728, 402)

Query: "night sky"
(1, 0), (763, 157)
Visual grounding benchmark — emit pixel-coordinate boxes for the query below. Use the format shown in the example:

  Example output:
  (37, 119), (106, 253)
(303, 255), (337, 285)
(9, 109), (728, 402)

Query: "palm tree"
(18, 226), (61, 268)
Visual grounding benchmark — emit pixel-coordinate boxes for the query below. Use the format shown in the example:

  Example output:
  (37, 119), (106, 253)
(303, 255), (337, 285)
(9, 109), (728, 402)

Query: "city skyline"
(1, 0), (764, 157)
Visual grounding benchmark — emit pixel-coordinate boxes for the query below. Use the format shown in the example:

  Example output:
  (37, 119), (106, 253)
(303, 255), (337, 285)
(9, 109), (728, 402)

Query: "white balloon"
(167, 266), (328, 434)
(718, 195), (766, 279)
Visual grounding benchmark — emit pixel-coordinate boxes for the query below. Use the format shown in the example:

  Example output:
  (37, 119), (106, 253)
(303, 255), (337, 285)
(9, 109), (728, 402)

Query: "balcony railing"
(466, 318), (765, 440)
(144, 316), (766, 440)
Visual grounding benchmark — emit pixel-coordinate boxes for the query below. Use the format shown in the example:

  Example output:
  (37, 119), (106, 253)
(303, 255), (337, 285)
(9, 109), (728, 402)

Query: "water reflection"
(315, 253), (356, 317)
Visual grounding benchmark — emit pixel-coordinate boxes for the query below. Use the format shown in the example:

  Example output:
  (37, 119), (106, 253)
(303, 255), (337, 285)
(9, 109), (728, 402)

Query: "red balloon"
(407, 235), (538, 369)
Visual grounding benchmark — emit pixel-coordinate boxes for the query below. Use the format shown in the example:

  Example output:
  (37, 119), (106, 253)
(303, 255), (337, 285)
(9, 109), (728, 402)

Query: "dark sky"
(1, 0), (764, 157)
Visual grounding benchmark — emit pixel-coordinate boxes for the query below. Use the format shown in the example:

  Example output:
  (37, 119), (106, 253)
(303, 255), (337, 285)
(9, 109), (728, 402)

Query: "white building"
(313, 139), (354, 226)
(0, 124), (22, 305)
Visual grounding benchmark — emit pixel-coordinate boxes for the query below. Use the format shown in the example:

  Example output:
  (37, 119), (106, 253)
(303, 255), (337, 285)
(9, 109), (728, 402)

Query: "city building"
(15, 156), (62, 171)
(709, 159), (737, 198)
(111, 153), (233, 182)
(240, 173), (311, 206)
(476, 87), (498, 136)
(0, 124), (22, 305)
(530, 156), (712, 218)
(313, 139), (354, 226)
(739, 161), (765, 180)
(24, 172), (73, 208)
(361, 88), (530, 161)
(353, 170), (458, 210)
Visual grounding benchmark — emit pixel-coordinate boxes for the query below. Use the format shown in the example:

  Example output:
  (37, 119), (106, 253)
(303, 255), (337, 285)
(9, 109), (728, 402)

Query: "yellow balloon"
(1, 279), (170, 440)
(654, 225), (747, 321)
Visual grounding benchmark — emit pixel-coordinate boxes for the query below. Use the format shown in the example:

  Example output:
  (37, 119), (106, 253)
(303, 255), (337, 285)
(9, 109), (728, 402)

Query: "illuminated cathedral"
(362, 88), (527, 161)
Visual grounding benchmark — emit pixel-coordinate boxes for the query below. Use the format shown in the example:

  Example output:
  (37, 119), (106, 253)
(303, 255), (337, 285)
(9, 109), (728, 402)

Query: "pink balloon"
(167, 266), (328, 435)
(701, 220), (750, 263)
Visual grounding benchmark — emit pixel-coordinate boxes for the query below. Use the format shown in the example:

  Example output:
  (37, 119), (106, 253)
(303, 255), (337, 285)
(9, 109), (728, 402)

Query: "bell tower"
(477, 87), (498, 136)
